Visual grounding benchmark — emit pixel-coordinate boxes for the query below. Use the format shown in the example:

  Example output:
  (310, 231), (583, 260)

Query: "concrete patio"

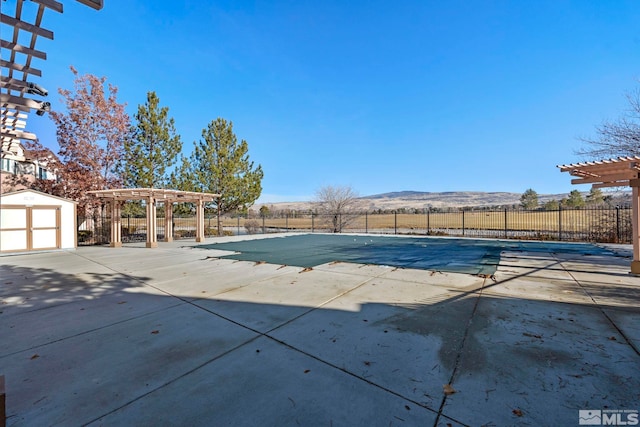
(1, 234), (638, 426)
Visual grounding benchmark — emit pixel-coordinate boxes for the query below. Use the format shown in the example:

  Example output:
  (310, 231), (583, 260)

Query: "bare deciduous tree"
(314, 185), (361, 232)
(577, 86), (640, 159)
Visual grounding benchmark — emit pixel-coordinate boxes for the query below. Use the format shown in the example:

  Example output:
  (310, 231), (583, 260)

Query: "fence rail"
(77, 207), (633, 246)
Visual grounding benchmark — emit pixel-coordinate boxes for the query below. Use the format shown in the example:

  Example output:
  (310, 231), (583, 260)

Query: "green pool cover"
(198, 234), (613, 275)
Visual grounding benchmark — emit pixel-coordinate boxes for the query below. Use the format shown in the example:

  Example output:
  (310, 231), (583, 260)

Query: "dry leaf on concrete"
(443, 384), (456, 395)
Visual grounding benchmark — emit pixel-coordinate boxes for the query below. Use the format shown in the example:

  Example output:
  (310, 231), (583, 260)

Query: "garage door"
(0, 205), (61, 252)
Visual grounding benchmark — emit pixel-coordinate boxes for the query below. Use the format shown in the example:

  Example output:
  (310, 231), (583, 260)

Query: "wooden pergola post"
(110, 200), (122, 248)
(631, 182), (640, 274)
(146, 196), (158, 248)
(164, 199), (174, 242)
(196, 199), (205, 242)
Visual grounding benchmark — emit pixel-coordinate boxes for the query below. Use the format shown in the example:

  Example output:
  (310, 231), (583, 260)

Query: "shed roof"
(0, 188), (77, 204)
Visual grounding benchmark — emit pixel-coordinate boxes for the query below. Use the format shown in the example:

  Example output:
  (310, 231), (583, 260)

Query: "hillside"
(254, 190), (630, 212)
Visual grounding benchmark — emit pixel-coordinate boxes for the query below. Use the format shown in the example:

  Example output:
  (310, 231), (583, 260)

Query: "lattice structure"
(0, 0), (102, 150)
(559, 156), (640, 274)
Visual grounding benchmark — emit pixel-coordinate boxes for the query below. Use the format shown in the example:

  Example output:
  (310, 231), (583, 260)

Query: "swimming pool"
(199, 234), (613, 275)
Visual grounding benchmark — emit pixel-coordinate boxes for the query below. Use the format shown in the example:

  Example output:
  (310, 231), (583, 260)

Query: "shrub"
(122, 226), (137, 235)
(78, 230), (93, 242)
(244, 220), (261, 234)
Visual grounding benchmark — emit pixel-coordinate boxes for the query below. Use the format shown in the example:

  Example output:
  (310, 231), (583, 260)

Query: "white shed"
(0, 189), (77, 253)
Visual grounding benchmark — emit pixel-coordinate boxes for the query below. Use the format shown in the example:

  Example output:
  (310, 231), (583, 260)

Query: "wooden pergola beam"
(0, 77), (30, 92)
(75, 0), (103, 11)
(0, 94), (45, 110)
(0, 13), (54, 40)
(0, 40), (47, 60)
(0, 128), (37, 141)
(571, 171), (639, 185)
(30, 0), (64, 14)
(0, 60), (42, 77)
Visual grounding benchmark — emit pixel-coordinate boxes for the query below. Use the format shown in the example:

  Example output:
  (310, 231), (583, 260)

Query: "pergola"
(558, 155), (640, 275)
(1, 0), (103, 148)
(88, 188), (220, 248)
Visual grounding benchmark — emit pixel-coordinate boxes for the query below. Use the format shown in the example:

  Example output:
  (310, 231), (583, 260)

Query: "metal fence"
(77, 207), (633, 246)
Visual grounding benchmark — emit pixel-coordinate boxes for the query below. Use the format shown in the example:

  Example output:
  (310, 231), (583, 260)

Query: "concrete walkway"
(1, 234), (638, 426)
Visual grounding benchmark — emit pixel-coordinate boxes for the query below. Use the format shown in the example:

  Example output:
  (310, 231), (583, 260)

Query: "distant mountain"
(365, 191), (432, 199)
(358, 191), (567, 209)
(255, 190), (630, 211)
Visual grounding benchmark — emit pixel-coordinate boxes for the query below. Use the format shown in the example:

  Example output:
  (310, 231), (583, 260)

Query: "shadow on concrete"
(0, 263), (152, 317)
(0, 254), (639, 427)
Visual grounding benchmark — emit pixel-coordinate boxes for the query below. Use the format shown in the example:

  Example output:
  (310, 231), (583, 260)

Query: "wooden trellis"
(559, 156), (640, 275)
(1, 0), (103, 148)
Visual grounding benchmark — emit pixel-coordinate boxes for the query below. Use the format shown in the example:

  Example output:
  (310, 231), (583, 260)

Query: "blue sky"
(22, 0), (640, 202)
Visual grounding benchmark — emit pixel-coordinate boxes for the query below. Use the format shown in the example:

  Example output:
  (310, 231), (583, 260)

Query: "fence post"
(616, 206), (620, 242)
(365, 212), (368, 234)
(237, 216), (240, 235)
(262, 216), (265, 234)
(558, 206), (562, 241)
(462, 210), (465, 236)
(504, 208), (508, 239)
(339, 214), (342, 233)
(426, 209), (430, 235)
(312, 212), (315, 233)
(286, 214), (288, 232)
(394, 211), (397, 235)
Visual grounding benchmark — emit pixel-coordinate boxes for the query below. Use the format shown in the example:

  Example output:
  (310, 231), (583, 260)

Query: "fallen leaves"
(300, 267), (313, 273)
(151, 330), (160, 334)
(30, 354), (40, 360)
(522, 332), (542, 339)
(443, 384), (456, 395)
(512, 408), (524, 417)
